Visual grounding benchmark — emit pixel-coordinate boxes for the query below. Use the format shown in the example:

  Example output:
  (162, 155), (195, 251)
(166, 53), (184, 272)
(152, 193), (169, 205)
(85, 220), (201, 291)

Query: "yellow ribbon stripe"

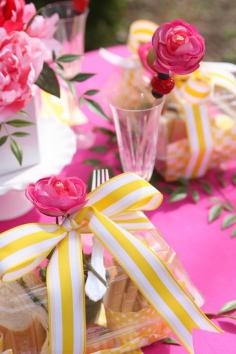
(175, 65), (236, 179)
(176, 73), (214, 178)
(128, 20), (158, 53)
(0, 173), (220, 354)
(183, 104), (213, 178)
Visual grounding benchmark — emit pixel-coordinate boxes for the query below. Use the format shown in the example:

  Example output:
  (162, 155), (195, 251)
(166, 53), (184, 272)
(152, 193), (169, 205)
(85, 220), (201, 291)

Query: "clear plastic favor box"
(0, 228), (203, 353)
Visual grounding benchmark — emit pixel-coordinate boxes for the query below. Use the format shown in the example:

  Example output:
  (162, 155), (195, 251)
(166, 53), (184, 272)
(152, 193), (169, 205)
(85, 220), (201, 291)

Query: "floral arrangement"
(138, 19), (205, 97)
(0, 0), (102, 166)
(0, 172), (220, 353)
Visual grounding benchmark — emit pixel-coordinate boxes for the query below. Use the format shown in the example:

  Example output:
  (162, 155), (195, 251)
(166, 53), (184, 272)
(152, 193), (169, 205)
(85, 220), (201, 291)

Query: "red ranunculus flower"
(26, 176), (87, 217)
(152, 19), (205, 75)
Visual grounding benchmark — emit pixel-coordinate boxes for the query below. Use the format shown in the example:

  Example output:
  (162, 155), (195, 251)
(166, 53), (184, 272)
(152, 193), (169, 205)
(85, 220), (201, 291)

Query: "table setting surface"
(1, 45), (236, 354)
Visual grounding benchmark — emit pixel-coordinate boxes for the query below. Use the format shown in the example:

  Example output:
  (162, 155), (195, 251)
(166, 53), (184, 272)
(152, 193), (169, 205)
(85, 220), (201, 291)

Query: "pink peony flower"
(152, 19), (205, 75)
(0, 28), (45, 121)
(26, 176), (87, 217)
(23, 4), (59, 61)
(0, 0), (25, 33)
(24, 4), (58, 40)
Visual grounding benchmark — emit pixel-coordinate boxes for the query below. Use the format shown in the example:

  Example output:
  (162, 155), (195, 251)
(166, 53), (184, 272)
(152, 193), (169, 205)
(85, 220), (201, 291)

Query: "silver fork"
(85, 169), (109, 301)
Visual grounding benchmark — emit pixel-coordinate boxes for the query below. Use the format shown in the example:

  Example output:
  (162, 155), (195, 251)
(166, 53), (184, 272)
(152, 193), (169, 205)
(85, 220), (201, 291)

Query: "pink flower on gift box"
(152, 19), (205, 75)
(26, 176), (87, 217)
(0, 0), (25, 33)
(0, 28), (45, 121)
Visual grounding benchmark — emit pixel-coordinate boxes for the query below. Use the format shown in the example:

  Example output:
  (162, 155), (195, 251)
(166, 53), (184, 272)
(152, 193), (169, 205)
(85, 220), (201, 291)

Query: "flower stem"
(18, 278), (47, 312)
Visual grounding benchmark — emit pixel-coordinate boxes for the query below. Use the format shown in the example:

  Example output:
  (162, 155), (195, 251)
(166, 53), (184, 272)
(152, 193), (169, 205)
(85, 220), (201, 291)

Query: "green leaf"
(223, 202), (234, 212)
(231, 229), (236, 238)
(83, 159), (101, 166)
(79, 96), (85, 106)
(84, 89), (99, 96)
(56, 62), (64, 71)
(162, 185), (174, 195)
(85, 98), (111, 120)
(57, 54), (80, 63)
(0, 135), (8, 146)
(178, 176), (189, 186)
(169, 186), (188, 203)
(110, 135), (117, 144)
(219, 300), (236, 314)
(232, 172), (236, 186)
(210, 197), (221, 204)
(191, 189), (200, 203)
(35, 62), (60, 98)
(95, 127), (115, 136)
(18, 110), (29, 117)
(39, 268), (46, 281)
(90, 145), (108, 153)
(147, 48), (155, 67)
(200, 181), (213, 195)
(161, 337), (180, 345)
(222, 214), (236, 229)
(6, 119), (33, 128)
(11, 132), (30, 137)
(149, 170), (163, 186)
(10, 139), (22, 165)
(69, 73), (95, 82)
(217, 171), (227, 188)
(208, 204), (223, 223)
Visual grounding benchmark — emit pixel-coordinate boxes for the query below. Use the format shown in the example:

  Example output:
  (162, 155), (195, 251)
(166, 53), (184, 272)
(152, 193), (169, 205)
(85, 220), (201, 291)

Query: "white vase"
(0, 97), (41, 176)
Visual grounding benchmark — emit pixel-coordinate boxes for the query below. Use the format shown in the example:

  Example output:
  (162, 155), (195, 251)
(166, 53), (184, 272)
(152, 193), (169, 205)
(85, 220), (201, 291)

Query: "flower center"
(174, 34), (185, 45)
(54, 181), (66, 194)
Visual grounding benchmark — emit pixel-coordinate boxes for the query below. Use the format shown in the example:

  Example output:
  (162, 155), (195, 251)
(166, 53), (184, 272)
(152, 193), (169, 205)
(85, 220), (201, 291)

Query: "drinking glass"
(110, 96), (164, 181)
(41, 1), (94, 147)
(41, 0), (88, 77)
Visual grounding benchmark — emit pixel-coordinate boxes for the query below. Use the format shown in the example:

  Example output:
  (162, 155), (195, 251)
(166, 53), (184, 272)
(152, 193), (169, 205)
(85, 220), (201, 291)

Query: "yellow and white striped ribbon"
(127, 20), (158, 54)
(175, 65), (236, 178)
(184, 103), (214, 178)
(0, 173), (220, 354)
(175, 73), (214, 178)
(201, 62), (236, 95)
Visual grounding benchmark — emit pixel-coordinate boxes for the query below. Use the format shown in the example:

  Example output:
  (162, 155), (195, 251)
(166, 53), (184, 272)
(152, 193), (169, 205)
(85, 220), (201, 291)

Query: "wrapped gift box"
(156, 65), (236, 181)
(0, 228), (203, 354)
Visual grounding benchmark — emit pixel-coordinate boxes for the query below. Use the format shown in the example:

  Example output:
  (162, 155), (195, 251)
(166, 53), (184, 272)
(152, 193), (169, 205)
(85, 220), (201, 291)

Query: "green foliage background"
(27, 0), (236, 61)
(28, 0), (127, 51)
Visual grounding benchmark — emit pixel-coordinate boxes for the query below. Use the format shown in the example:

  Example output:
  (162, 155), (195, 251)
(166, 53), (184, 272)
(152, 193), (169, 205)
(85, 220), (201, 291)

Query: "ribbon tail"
(89, 209), (221, 354)
(184, 104), (213, 178)
(47, 230), (86, 354)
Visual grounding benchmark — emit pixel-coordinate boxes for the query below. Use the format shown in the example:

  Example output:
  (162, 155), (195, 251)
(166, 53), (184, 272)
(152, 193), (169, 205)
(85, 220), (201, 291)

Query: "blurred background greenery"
(29, 0), (236, 62)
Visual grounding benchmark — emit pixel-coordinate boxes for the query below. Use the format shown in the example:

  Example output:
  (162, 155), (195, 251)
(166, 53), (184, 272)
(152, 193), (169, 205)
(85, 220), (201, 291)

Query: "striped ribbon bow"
(0, 173), (220, 354)
(175, 65), (236, 178)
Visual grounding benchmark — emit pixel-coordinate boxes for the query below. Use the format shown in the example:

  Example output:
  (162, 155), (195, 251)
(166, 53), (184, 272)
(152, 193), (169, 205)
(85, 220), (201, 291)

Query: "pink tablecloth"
(1, 46), (236, 354)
